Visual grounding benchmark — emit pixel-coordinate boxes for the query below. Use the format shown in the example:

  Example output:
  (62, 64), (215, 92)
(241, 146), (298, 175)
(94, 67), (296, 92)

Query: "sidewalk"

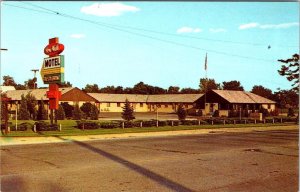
(1, 125), (298, 146)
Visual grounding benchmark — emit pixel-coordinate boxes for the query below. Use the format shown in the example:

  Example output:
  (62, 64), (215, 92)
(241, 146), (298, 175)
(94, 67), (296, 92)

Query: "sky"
(1, 2), (299, 92)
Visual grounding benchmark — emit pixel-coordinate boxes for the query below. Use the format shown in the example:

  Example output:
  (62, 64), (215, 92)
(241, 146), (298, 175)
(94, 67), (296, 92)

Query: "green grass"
(1, 120), (297, 137)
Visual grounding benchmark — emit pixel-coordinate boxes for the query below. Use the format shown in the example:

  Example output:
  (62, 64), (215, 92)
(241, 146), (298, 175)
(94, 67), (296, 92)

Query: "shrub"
(18, 95), (30, 120)
(34, 121), (58, 131)
(141, 120), (157, 127)
(77, 121), (99, 129)
(270, 109), (279, 116)
(55, 104), (65, 120)
(166, 120), (179, 126)
(37, 99), (48, 120)
(11, 122), (33, 131)
(100, 122), (120, 129)
(90, 105), (99, 120)
(61, 102), (74, 118)
(259, 108), (269, 118)
(212, 110), (219, 117)
(288, 108), (295, 117)
(177, 104), (187, 121)
(73, 104), (83, 120)
(229, 110), (238, 118)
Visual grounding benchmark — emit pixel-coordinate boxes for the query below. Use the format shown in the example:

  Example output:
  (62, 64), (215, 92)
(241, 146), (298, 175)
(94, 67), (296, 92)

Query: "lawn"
(1, 119), (297, 137)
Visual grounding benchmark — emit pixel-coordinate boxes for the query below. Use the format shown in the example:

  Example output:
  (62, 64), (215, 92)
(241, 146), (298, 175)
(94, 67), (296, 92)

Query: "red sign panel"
(44, 37), (64, 57)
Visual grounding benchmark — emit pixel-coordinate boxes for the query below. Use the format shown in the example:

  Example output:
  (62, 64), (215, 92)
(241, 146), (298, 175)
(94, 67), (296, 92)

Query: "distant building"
(196, 89), (276, 116)
(0, 86), (16, 93)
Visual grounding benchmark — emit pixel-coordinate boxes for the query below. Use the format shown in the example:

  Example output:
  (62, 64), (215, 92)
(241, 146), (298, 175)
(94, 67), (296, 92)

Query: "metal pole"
(156, 104), (158, 127)
(15, 104), (18, 131)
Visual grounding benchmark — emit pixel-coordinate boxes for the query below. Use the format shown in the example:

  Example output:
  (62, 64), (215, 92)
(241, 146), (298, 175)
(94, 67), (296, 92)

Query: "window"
(117, 103), (120, 107)
(107, 103), (110, 107)
(140, 103), (143, 107)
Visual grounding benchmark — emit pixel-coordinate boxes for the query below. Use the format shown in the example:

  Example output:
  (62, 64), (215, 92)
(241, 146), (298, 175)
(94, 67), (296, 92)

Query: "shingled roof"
(88, 93), (203, 103)
(212, 90), (276, 104)
(5, 87), (74, 101)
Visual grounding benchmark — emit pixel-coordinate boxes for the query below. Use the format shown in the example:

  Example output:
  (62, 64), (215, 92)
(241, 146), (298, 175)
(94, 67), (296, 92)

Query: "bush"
(11, 122), (33, 131)
(212, 110), (219, 117)
(77, 121), (99, 129)
(99, 122), (120, 129)
(61, 102), (74, 118)
(270, 109), (279, 116)
(229, 110), (238, 118)
(288, 108), (295, 117)
(166, 120), (180, 126)
(55, 104), (65, 120)
(177, 104), (187, 121)
(259, 108), (269, 118)
(141, 120), (157, 127)
(34, 121), (58, 131)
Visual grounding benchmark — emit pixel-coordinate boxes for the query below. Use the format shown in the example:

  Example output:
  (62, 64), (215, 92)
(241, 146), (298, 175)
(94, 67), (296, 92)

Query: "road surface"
(1, 129), (298, 191)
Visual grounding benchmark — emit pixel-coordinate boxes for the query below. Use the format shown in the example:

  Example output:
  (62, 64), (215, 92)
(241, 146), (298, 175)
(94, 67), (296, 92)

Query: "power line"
(3, 2), (285, 62)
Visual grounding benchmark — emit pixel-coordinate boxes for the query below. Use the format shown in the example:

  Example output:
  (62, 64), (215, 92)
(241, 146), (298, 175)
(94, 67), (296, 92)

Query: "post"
(255, 119), (256, 124)
(50, 109), (54, 125)
(15, 105), (18, 131)
(156, 120), (159, 127)
(211, 120), (213, 125)
(245, 120), (246, 124)
(172, 121), (174, 127)
(272, 118), (274, 124)
(239, 107), (242, 120)
(234, 120), (236, 125)
(198, 120), (201, 125)
(59, 124), (62, 131)
(223, 119), (225, 125)
(122, 122), (124, 129)
(264, 119), (266, 124)
(33, 124), (36, 132)
(82, 123), (85, 130)
(54, 109), (58, 124)
(280, 118), (282, 123)
(156, 104), (158, 127)
(140, 121), (143, 128)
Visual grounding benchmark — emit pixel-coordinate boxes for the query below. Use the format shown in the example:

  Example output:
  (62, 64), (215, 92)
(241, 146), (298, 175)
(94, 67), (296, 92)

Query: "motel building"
(2, 87), (276, 117)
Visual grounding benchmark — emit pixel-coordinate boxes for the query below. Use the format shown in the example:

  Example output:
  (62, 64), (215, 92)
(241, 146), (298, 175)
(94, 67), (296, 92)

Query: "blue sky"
(1, 2), (299, 92)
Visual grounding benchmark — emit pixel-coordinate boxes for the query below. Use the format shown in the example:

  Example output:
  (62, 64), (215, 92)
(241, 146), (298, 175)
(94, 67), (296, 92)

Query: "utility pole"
(31, 69), (39, 89)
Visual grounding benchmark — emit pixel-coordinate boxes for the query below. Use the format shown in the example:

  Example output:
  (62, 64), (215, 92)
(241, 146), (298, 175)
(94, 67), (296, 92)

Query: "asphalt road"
(1, 129), (298, 192)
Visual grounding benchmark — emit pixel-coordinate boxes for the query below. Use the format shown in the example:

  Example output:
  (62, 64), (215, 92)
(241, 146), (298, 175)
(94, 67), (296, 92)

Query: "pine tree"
(72, 103), (83, 120)
(37, 99), (48, 120)
(25, 93), (37, 120)
(18, 95), (30, 120)
(177, 104), (187, 121)
(121, 99), (135, 121)
(55, 104), (65, 120)
(89, 105), (99, 120)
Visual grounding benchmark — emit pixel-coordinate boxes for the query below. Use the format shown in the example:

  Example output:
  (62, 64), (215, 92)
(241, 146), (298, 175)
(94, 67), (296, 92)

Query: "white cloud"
(239, 23), (259, 30)
(259, 22), (299, 29)
(70, 34), (86, 39)
(239, 22), (299, 30)
(177, 27), (202, 34)
(80, 2), (139, 17)
(209, 28), (227, 33)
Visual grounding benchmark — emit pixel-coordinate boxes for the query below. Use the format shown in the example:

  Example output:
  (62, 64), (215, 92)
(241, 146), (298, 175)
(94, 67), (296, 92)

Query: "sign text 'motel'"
(43, 56), (62, 69)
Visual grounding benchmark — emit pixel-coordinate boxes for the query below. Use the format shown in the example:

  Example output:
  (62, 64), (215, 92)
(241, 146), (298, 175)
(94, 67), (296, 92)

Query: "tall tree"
(61, 102), (74, 118)
(2, 75), (17, 86)
(180, 88), (199, 94)
(36, 99), (48, 120)
(1, 94), (9, 124)
(251, 85), (273, 100)
(89, 105), (99, 120)
(199, 78), (221, 93)
(273, 89), (299, 108)
(60, 81), (72, 88)
(168, 86), (180, 94)
(222, 80), (244, 91)
(72, 104), (83, 120)
(80, 102), (93, 119)
(121, 99), (135, 121)
(18, 95), (30, 120)
(83, 84), (101, 93)
(277, 54), (299, 92)
(25, 93), (37, 120)
(55, 104), (65, 120)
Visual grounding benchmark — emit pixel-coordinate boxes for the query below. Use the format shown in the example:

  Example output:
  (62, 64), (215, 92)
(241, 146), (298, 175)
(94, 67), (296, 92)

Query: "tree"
(25, 93), (37, 120)
(251, 85), (273, 100)
(278, 54), (299, 92)
(89, 105), (99, 120)
(80, 102), (93, 119)
(177, 104), (187, 121)
(18, 95), (30, 120)
(121, 99), (135, 121)
(167, 86), (180, 94)
(222, 80), (244, 91)
(100, 86), (117, 93)
(61, 102), (74, 118)
(180, 88), (199, 94)
(72, 104), (83, 120)
(55, 104), (65, 120)
(36, 99), (48, 120)
(24, 78), (37, 89)
(3, 75), (16, 86)
(60, 81), (72, 88)
(199, 78), (221, 93)
(83, 84), (101, 93)
(273, 89), (299, 109)
(1, 94), (9, 123)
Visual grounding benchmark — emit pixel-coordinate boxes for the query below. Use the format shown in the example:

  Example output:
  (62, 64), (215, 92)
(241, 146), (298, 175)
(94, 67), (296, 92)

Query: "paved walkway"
(0, 125), (298, 146)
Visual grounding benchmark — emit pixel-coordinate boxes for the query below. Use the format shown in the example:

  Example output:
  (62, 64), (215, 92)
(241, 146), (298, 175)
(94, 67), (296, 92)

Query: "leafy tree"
(100, 86), (117, 93)
(278, 54), (299, 92)
(90, 105), (99, 120)
(180, 88), (199, 94)
(25, 93), (37, 120)
(2, 75), (17, 86)
(36, 99), (48, 120)
(273, 89), (299, 109)
(199, 78), (221, 93)
(114, 86), (124, 94)
(24, 78), (37, 89)
(61, 102), (74, 118)
(177, 104), (187, 121)
(60, 81), (72, 88)
(55, 104), (65, 120)
(72, 104), (83, 120)
(251, 85), (273, 100)
(168, 86), (180, 94)
(18, 95), (30, 120)
(83, 84), (101, 93)
(222, 80), (244, 91)
(80, 102), (93, 118)
(121, 99), (135, 121)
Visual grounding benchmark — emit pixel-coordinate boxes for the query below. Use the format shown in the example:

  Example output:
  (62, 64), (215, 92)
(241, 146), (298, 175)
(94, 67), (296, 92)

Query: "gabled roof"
(88, 93), (203, 103)
(88, 93), (148, 103)
(211, 90), (276, 104)
(5, 87), (74, 101)
(147, 94), (203, 103)
(0, 86), (16, 93)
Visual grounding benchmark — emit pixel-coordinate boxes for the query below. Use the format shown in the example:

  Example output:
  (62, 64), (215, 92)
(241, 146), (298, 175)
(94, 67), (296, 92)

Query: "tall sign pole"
(41, 37), (65, 125)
